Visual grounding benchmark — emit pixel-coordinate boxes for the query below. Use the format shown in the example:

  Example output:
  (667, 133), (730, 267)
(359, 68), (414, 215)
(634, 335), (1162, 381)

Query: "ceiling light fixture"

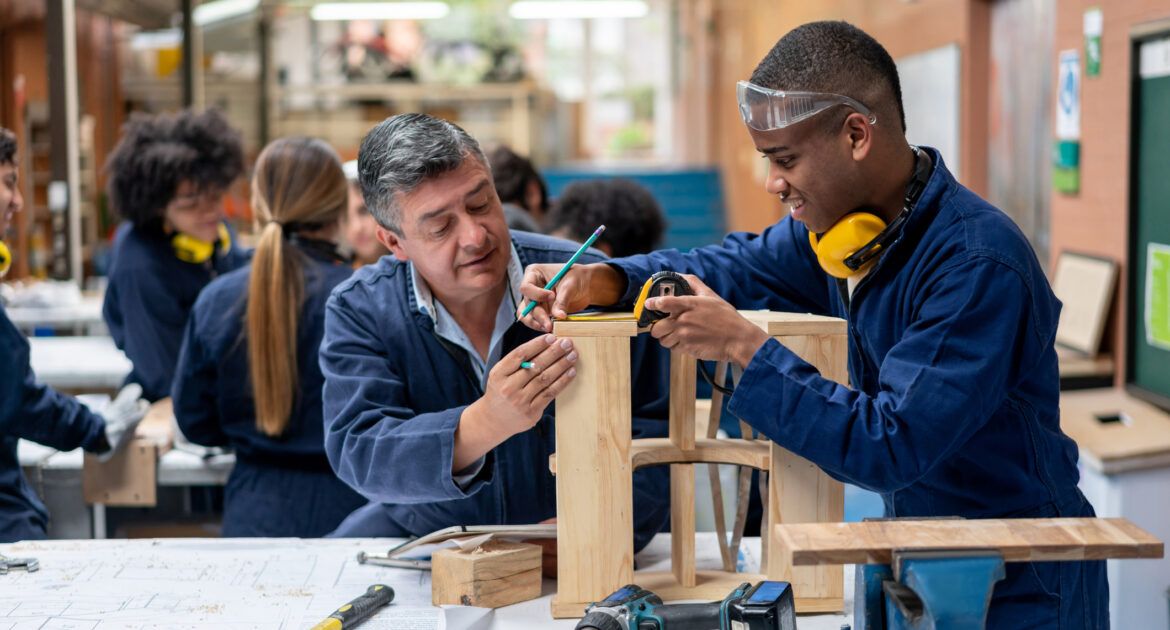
(310, 2), (451, 21)
(193, 0), (261, 26)
(509, 1), (649, 20)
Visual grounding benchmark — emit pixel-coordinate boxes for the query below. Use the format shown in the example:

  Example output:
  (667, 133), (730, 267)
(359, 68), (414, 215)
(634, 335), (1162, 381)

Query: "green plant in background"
(625, 85), (654, 121)
(607, 123), (652, 156)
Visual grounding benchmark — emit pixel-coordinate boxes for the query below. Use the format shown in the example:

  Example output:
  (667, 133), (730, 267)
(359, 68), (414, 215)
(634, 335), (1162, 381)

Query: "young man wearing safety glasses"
(519, 21), (1103, 628)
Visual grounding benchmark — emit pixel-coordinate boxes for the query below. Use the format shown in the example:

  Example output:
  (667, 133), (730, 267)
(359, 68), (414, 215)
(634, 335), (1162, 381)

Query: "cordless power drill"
(575, 581), (797, 630)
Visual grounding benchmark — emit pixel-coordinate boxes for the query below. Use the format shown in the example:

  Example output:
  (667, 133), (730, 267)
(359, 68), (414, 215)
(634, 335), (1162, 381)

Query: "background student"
(544, 178), (666, 258)
(487, 144), (546, 233)
(171, 137), (366, 537)
(342, 160), (391, 267)
(102, 108), (249, 402)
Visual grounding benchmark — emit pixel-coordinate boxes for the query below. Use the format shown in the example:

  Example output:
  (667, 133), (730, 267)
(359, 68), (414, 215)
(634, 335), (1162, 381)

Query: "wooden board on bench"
(774, 518), (1163, 566)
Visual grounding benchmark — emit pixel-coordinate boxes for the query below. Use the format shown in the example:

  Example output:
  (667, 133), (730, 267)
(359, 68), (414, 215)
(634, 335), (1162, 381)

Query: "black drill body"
(575, 581), (797, 630)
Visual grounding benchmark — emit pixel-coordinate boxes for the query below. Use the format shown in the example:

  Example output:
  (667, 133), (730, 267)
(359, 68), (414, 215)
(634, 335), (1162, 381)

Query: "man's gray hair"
(357, 113), (488, 233)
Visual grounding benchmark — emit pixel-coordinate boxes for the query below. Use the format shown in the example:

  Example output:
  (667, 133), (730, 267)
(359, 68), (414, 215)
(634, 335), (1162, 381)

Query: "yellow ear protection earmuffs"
(808, 146), (934, 279)
(0, 240), (11, 277)
(172, 222), (232, 264)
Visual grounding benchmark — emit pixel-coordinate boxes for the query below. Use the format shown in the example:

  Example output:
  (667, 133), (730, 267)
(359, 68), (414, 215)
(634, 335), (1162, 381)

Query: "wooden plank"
(564, 312), (637, 322)
(82, 442), (157, 506)
(775, 518), (1165, 566)
(1060, 388), (1170, 473)
(775, 334), (850, 384)
(767, 445), (845, 603)
(432, 541), (542, 608)
(740, 311), (847, 337)
(764, 331), (847, 609)
(551, 438), (770, 475)
(670, 464), (696, 587)
(669, 351), (696, 450)
(630, 438), (771, 470)
(553, 318), (639, 338)
(552, 334), (634, 614)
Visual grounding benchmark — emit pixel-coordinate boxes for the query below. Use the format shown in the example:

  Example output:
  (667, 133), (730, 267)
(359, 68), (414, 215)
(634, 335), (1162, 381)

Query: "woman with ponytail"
(172, 137), (365, 537)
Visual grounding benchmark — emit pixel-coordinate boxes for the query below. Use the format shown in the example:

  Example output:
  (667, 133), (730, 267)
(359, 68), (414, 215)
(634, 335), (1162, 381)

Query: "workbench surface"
(1, 534), (855, 629)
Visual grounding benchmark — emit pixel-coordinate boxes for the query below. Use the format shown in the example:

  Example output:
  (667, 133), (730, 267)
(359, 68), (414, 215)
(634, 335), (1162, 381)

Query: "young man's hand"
(517, 262), (624, 332)
(454, 334), (578, 471)
(644, 274), (770, 368)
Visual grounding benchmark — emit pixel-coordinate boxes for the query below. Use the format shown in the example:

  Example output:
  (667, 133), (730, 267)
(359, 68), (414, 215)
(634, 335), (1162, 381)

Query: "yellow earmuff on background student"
(102, 108), (249, 401)
(171, 222), (232, 265)
(0, 240), (11, 277)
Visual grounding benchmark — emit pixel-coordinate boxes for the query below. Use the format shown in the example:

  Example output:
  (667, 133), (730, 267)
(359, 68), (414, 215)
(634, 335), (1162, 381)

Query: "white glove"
(96, 384), (149, 463)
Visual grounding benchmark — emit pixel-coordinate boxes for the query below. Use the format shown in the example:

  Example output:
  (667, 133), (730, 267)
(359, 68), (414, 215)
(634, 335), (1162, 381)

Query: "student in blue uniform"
(320, 114), (670, 553)
(172, 137), (366, 537)
(1, 127), (147, 542)
(102, 109), (249, 401)
(519, 22), (1106, 629)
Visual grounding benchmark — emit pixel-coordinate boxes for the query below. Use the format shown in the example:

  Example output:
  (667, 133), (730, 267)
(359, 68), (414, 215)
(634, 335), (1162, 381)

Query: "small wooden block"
(669, 351), (697, 450)
(432, 541), (543, 608)
(82, 441), (158, 506)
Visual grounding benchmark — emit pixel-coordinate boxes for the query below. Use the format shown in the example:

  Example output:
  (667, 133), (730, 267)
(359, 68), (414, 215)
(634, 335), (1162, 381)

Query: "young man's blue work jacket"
(103, 221), (249, 402)
(172, 241), (367, 537)
(320, 231), (671, 551)
(603, 148), (1106, 628)
(1, 305), (106, 542)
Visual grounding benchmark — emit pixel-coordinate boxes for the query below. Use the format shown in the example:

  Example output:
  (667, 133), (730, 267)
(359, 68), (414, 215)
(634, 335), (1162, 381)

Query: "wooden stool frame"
(549, 312), (848, 618)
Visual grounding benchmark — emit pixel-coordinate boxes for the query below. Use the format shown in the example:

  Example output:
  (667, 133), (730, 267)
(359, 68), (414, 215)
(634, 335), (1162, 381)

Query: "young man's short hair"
(751, 20), (906, 133)
(104, 108), (245, 231)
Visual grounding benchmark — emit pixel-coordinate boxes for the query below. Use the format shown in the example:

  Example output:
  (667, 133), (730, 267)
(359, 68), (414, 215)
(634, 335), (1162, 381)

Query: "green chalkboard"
(1129, 41), (1170, 408)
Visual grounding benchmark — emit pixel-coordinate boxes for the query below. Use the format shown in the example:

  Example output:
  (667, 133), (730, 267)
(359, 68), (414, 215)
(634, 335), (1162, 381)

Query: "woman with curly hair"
(102, 109), (249, 402)
(171, 137), (365, 536)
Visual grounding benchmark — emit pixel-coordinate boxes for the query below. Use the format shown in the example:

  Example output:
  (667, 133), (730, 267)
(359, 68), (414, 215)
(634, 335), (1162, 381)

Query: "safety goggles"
(736, 80), (876, 131)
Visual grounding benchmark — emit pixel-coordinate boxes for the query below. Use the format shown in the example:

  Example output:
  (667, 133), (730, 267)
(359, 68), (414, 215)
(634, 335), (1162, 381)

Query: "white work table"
(27, 335), (132, 391)
(4, 294), (106, 334)
(1, 534), (855, 629)
(18, 439), (235, 539)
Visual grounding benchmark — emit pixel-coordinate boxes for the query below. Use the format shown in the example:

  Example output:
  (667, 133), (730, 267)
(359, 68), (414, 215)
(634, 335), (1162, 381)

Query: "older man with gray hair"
(319, 114), (670, 552)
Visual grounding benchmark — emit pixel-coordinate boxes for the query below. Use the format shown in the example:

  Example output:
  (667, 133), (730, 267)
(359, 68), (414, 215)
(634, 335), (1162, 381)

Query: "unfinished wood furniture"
(549, 311), (847, 618)
(431, 540), (543, 608)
